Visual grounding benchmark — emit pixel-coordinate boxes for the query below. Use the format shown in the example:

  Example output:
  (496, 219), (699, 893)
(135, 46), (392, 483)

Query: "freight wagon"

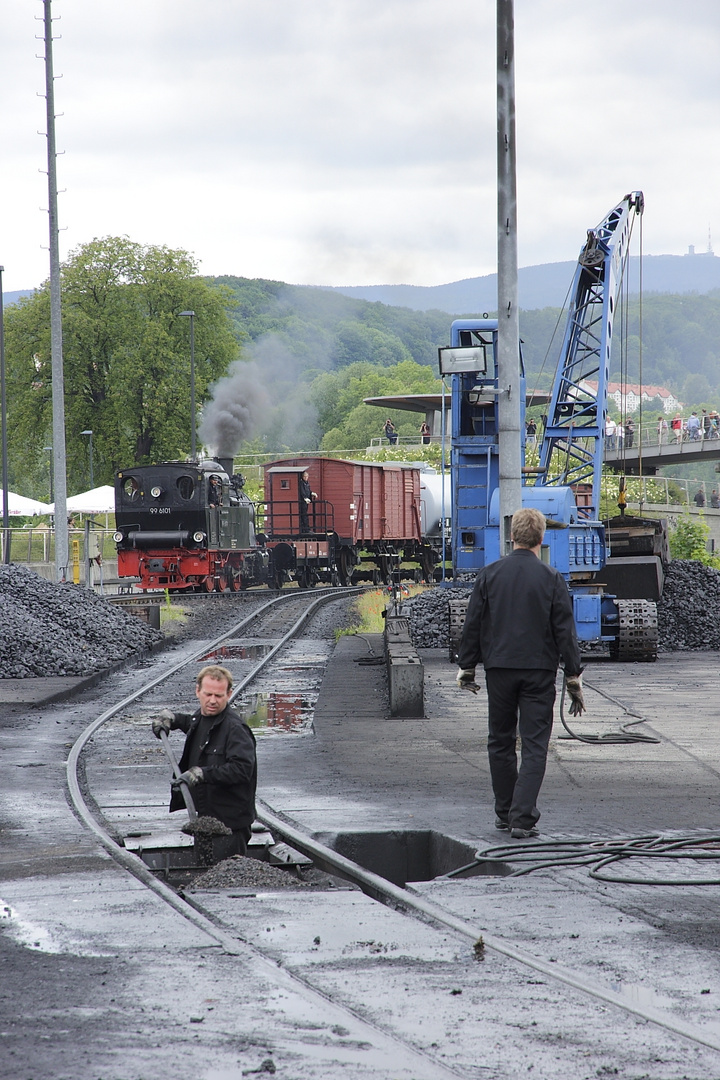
(262, 457), (439, 586)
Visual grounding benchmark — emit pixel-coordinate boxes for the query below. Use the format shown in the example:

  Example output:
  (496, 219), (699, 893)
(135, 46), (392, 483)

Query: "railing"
(368, 434), (441, 449)
(0, 527), (117, 568)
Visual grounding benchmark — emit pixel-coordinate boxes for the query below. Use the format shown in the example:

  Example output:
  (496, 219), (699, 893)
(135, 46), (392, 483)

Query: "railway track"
(59, 590), (720, 1075)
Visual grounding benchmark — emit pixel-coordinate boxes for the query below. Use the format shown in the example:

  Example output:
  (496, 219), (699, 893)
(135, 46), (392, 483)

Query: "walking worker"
(455, 508), (584, 839)
(151, 665), (257, 855)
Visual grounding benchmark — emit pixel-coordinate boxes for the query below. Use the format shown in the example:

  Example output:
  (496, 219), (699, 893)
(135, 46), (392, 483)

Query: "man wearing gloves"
(456, 508), (584, 839)
(152, 665), (257, 854)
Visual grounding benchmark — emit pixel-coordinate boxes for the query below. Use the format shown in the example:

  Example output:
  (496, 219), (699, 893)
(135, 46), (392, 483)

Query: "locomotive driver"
(151, 665), (257, 855)
(456, 508), (584, 839)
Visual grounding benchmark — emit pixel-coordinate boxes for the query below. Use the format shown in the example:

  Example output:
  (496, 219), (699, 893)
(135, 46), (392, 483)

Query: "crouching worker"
(151, 665), (257, 856)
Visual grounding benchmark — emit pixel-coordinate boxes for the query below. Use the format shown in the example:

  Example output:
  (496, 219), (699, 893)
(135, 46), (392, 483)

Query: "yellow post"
(72, 538), (80, 584)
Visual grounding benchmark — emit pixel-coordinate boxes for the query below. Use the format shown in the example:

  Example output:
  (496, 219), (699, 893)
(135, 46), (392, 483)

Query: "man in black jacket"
(152, 665), (257, 854)
(456, 508), (584, 839)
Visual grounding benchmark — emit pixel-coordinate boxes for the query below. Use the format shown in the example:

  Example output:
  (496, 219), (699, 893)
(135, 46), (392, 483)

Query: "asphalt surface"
(3, 615), (720, 1079)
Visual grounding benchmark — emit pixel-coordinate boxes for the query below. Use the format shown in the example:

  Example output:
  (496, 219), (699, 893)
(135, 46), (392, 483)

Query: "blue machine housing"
(446, 319), (612, 642)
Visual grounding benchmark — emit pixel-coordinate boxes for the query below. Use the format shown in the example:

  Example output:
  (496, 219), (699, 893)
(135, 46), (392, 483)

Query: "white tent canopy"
(48, 485), (115, 516)
(0, 491), (52, 516)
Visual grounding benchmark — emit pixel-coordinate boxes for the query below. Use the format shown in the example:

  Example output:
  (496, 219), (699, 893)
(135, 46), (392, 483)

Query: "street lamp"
(178, 310), (196, 460)
(80, 430), (94, 489)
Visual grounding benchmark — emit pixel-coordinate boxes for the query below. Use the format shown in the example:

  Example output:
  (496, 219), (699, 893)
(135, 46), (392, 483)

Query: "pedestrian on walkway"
(686, 413), (702, 441)
(671, 413), (683, 443)
(151, 665), (257, 854)
(624, 418), (635, 448)
(694, 488), (706, 508)
(605, 416), (617, 450)
(455, 508), (584, 839)
(657, 416), (668, 445)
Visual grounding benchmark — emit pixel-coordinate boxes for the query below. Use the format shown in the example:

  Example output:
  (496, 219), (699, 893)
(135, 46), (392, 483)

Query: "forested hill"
(326, 254), (720, 314)
(212, 276), (720, 405)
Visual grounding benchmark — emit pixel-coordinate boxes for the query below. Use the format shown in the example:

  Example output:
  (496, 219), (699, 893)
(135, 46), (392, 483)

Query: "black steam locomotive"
(114, 458), (268, 591)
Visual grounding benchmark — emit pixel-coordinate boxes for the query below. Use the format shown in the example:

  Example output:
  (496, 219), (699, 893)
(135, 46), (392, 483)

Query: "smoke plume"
(198, 331), (322, 457)
(197, 360), (270, 457)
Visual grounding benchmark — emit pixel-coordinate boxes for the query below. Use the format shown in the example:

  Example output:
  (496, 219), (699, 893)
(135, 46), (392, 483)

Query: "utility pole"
(42, 0), (69, 581)
(496, 0), (523, 552)
(0, 266), (10, 563)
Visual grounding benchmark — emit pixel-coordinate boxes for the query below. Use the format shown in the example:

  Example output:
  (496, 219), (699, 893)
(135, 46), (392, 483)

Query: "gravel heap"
(0, 564), (163, 678)
(191, 854), (315, 890)
(400, 586), (473, 649)
(401, 563), (720, 654)
(658, 560), (720, 651)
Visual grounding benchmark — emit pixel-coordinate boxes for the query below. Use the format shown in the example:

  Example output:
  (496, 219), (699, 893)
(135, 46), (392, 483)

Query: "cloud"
(1, 1), (718, 291)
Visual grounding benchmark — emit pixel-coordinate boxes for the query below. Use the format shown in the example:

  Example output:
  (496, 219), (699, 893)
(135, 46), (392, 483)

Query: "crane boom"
(536, 191), (644, 520)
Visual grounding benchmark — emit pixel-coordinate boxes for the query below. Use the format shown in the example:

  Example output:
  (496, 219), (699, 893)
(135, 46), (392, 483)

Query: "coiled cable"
(446, 833), (720, 886)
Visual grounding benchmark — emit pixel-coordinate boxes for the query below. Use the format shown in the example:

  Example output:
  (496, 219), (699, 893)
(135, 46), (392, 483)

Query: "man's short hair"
(511, 508), (546, 548)
(196, 665), (233, 691)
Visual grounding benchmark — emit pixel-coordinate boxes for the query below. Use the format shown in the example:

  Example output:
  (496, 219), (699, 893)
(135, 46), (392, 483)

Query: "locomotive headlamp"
(113, 531), (123, 543)
(150, 485), (162, 498)
(193, 530), (205, 543)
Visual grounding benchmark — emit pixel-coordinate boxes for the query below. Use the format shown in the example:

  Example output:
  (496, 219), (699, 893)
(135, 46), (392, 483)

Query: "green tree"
(5, 237), (239, 494)
(313, 360), (441, 452)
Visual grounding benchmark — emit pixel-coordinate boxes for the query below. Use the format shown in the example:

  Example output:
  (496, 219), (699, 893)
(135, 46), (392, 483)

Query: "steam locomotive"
(113, 456), (447, 592)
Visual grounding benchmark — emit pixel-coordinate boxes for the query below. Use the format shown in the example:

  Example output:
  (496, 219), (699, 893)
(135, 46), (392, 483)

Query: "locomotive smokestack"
(217, 456), (234, 476)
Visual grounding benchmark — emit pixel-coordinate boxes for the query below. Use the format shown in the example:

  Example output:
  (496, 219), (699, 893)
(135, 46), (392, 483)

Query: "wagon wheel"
(377, 556), (391, 585)
(420, 550), (435, 584)
(229, 571), (242, 592)
(337, 548), (354, 587)
(296, 569), (308, 590)
(202, 575), (215, 592)
(272, 570), (285, 590)
(306, 569), (318, 589)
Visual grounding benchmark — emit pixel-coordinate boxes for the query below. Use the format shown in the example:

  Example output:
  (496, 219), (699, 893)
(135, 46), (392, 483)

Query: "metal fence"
(0, 527), (117, 569)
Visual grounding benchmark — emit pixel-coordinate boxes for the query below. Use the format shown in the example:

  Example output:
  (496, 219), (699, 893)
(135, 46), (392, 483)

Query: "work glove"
(151, 709), (176, 738)
(565, 674), (585, 716)
(172, 766), (204, 788)
(456, 668), (481, 694)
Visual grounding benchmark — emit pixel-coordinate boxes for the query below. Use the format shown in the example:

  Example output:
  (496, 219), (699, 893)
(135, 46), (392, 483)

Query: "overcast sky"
(2, 1), (719, 292)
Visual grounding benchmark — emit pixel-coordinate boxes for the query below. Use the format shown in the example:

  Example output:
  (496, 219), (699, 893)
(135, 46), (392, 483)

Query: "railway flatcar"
(114, 458), (268, 591)
(262, 457), (441, 586)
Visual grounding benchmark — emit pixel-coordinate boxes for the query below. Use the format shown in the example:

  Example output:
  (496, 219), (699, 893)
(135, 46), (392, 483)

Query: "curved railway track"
(61, 590), (720, 1071)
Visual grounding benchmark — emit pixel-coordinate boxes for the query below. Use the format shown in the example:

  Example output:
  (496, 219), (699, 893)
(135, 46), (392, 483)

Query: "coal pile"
(401, 586), (473, 649)
(0, 564), (163, 678)
(658, 560), (720, 652)
(402, 564), (720, 654)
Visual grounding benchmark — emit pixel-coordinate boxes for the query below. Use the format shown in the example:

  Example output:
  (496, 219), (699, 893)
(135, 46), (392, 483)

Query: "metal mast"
(496, 0), (523, 551)
(42, 0), (69, 580)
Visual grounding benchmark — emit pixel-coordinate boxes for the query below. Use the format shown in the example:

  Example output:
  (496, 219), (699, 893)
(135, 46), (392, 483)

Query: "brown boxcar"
(264, 458), (422, 545)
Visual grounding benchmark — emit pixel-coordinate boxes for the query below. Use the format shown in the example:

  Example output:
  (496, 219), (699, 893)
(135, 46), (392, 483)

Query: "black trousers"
(484, 667), (557, 830)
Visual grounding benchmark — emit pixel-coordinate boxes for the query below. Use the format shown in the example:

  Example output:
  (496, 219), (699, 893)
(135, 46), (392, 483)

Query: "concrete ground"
(2, 631), (720, 1079)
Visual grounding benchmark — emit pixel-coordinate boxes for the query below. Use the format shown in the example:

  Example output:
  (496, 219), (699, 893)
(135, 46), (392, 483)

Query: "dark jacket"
(457, 547), (582, 675)
(169, 706), (257, 832)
